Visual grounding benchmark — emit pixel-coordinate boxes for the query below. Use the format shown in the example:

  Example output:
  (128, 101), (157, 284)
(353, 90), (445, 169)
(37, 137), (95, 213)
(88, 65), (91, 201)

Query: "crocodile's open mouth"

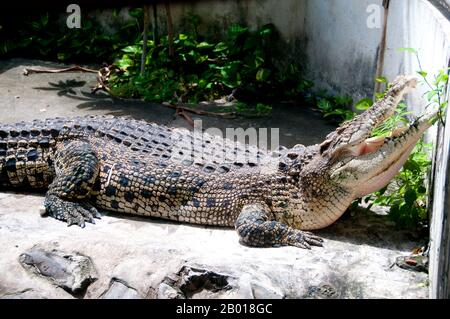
(347, 124), (408, 157)
(332, 111), (435, 198)
(325, 74), (438, 197)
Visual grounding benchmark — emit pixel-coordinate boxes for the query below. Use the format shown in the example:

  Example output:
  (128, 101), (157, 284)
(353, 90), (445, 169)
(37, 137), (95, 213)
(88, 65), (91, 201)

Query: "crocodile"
(0, 75), (438, 249)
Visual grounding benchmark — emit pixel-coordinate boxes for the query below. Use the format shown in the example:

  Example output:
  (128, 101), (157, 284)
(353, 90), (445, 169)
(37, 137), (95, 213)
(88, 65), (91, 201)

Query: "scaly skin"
(0, 75), (438, 249)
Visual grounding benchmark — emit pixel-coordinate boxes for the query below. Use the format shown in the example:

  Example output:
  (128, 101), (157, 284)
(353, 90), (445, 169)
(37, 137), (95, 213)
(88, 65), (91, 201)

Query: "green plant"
(316, 94), (355, 123)
(109, 21), (311, 105)
(0, 10), (142, 63)
(353, 59), (449, 229)
(234, 101), (272, 117)
(2, 10), (315, 108)
(398, 48), (449, 126)
(363, 139), (432, 228)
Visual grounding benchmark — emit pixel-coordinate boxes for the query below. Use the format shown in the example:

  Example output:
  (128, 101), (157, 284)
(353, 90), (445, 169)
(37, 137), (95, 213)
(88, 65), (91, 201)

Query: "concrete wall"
(95, 1), (448, 105)
(169, 0), (307, 40)
(302, 0), (383, 102)
(381, 1), (450, 114)
(165, 0), (383, 102)
(430, 86), (450, 299)
(413, 2), (450, 298)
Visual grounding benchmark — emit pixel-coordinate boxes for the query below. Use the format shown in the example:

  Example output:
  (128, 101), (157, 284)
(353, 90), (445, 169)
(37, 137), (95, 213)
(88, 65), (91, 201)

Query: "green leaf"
(121, 45), (141, 54)
(116, 56), (134, 69)
(198, 79), (208, 88)
(403, 159), (421, 173)
(57, 52), (70, 61)
(41, 13), (49, 27)
(254, 56), (265, 68)
(128, 8), (143, 19)
(355, 98), (373, 110)
(179, 33), (188, 41)
(375, 92), (385, 100)
(317, 100), (332, 112)
(426, 90), (437, 101)
(256, 68), (271, 81)
(417, 70), (428, 78)
(214, 42), (228, 52)
(397, 47), (418, 54)
(404, 188), (417, 206)
(30, 21), (41, 31)
(259, 24), (275, 37)
(197, 41), (213, 49)
(434, 72), (449, 85)
(417, 185), (427, 194)
(228, 25), (248, 38)
(375, 76), (388, 83)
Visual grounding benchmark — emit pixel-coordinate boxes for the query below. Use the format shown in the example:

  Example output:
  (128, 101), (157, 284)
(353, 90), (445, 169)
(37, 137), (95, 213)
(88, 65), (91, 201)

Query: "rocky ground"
(0, 59), (429, 299)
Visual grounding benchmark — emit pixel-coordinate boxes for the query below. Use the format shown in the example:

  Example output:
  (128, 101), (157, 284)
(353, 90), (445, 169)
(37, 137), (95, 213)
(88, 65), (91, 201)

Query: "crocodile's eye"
(319, 140), (331, 155)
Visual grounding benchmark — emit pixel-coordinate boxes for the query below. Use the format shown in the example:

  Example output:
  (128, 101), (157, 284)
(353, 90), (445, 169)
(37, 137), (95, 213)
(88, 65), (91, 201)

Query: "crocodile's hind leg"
(44, 140), (101, 228)
(235, 204), (323, 249)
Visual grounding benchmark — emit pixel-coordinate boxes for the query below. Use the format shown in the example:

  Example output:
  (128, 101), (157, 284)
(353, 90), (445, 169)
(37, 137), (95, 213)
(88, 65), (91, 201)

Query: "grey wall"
(95, 1), (448, 105)
(302, 0), (383, 102)
(166, 0), (383, 102)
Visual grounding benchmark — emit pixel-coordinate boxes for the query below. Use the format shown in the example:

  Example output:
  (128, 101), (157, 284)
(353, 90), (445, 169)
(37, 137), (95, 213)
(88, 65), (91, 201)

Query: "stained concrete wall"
(165, 0), (383, 102)
(301, 0), (383, 102)
(95, 1), (448, 106)
(430, 86), (450, 299)
(169, 0), (307, 40)
(381, 1), (450, 115)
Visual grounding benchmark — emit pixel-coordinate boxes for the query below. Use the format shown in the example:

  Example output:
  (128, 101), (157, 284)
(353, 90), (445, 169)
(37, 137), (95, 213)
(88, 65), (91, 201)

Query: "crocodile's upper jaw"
(325, 75), (437, 198)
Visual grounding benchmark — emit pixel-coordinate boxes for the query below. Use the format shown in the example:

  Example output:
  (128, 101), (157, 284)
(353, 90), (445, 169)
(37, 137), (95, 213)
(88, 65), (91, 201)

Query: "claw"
(44, 195), (99, 228)
(288, 231), (324, 249)
(307, 238), (324, 247)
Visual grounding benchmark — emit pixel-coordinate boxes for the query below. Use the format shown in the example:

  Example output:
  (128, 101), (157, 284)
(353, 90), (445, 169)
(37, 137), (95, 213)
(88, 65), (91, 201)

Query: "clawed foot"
(235, 206), (325, 249)
(284, 230), (324, 249)
(44, 195), (101, 228)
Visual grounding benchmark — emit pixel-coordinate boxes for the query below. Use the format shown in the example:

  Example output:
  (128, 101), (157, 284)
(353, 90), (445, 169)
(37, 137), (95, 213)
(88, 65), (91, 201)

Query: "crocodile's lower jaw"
(348, 129), (417, 198)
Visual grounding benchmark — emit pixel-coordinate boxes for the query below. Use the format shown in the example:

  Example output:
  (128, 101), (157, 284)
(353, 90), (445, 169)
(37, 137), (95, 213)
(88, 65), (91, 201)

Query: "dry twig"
(23, 65), (97, 76)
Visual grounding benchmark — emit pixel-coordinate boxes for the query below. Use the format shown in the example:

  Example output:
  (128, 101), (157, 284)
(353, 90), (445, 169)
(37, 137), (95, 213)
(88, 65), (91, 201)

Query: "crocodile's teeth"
(389, 125), (409, 137)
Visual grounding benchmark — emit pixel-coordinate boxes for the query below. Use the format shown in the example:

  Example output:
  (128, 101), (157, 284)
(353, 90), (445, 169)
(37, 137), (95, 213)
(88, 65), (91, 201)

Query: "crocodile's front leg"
(44, 140), (101, 228)
(235, 204), (323, 249)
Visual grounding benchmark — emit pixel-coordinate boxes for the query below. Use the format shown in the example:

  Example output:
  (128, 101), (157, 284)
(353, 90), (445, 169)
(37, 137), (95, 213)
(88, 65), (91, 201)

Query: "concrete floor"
(0, 59), (429, 299)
